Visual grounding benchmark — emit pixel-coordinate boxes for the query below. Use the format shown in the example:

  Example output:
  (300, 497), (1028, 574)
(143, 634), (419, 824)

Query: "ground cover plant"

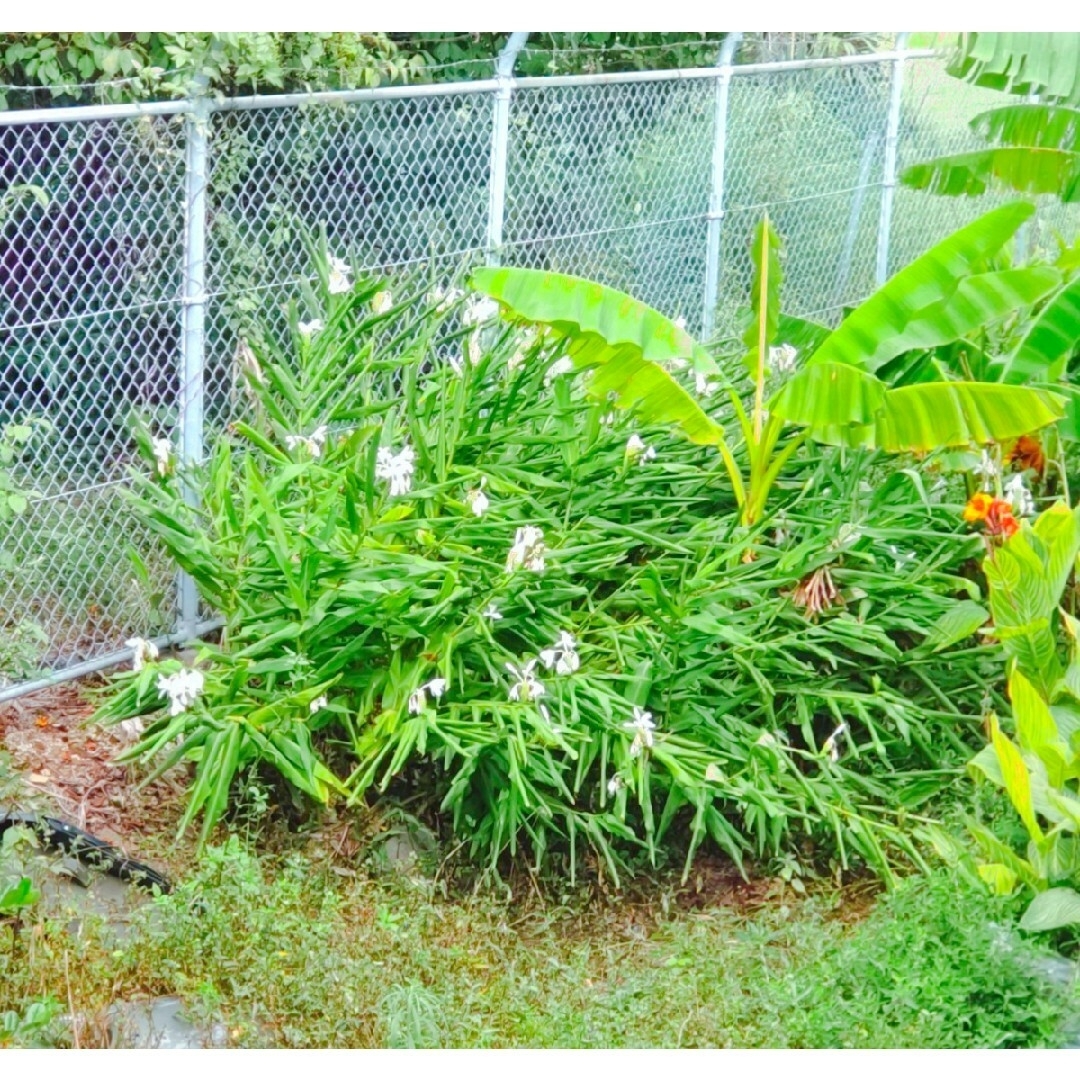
(0, 831), (1075, 1049)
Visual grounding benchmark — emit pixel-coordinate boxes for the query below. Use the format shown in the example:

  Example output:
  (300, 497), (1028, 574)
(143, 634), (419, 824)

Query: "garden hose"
(0, 812), (172, 894)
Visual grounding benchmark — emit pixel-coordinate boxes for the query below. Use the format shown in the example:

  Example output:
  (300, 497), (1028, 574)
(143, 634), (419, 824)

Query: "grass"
(1, 834), (1075, 1049)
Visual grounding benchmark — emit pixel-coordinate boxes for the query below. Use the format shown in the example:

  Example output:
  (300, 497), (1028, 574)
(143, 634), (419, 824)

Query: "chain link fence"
(2, 39), (1077, 696)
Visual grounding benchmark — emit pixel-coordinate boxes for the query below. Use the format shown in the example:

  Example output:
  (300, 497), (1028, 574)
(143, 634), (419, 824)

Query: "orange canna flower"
(985, 498), (1020, 539)
(963, 492), (993, 523)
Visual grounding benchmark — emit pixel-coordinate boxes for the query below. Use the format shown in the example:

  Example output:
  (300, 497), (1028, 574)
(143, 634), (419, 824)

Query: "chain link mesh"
(2, 50), (1075, 692)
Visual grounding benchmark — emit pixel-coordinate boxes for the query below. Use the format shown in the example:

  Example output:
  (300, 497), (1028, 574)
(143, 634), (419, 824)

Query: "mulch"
(0, 680), (189, 868)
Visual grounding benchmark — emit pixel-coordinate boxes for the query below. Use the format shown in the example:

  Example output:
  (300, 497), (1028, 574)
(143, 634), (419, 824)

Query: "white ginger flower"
(372, 290), (392, 315)
(822, 722), (848, 763)
(467, 477), (490, 517)
(544, 356), (575, 385)
(505, 525), (546, 573)
(482, 603), (503, 621)
(625, 434), (657, 464)
(607, 775), (624, 796)
(462, 294), (499, 327)
(539, 630), (580, 676)
(408, 677), (448, 715)
(884, 543), (916, 572)
(151, 435), (173, 478)
(506, 660), (546, 704)
(769, 343), (798, 374)
(328, 255), (352, 295)
(1005, 472), (1036, 517)
(284, 425), (330, 459)
(125, 636), (159, 672)
(674, 316), (687, 330)
(375, 444), (415, 497)
(624, 705), (656, 757)
(309, 694), (328, 714)
(695, 371), (720, 397)
(298, 319), (324, 340)
(156, 668), (204, 718)
(973, 446), (1000, 492)
(428, 285), (462, 314)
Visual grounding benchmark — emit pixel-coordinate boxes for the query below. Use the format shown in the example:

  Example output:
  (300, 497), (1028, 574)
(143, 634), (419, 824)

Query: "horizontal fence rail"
(1, 36), (1076, 699)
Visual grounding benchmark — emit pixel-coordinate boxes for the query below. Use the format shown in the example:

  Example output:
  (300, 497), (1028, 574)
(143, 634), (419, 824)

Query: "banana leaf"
(806, 202), (1036, 374)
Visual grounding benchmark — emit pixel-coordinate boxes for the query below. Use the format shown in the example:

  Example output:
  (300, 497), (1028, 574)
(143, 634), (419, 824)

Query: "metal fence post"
(486, 32), (528, 262)
(702, 32), (742, 339)
(178, 90), (210, 640)
(876, 32), (910, 287)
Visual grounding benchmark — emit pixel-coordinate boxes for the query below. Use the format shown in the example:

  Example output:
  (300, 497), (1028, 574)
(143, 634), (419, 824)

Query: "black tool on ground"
(0, 812), (172, 894)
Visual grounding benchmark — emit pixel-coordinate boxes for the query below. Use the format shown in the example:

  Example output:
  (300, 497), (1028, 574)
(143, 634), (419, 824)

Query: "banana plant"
(472, 200), (1065, 527)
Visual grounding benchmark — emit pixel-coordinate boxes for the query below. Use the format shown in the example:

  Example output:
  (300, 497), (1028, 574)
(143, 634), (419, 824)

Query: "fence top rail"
(0, 44), (940, 126)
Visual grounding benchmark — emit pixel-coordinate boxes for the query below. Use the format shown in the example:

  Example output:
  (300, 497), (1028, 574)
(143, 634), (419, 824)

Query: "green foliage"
(948, 34), (1080, 104)
(0, 33), (423, 107)
(1, 844), (1072, 1048)
(966, 501), (1080, 929)
(95, 240), (996, 881)
(475, 205), (1065, 527)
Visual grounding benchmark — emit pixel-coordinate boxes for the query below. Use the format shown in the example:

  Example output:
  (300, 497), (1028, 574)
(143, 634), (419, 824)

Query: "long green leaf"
(873, 381), (1064, 452)
(950, 34), (1080, 105)
(1006, 276), (1080, 384)
(807, 202), (1035, 374)
(742, 216), (782, 377)
(1020, 886), (1080, 932)
(471, 267), (728, 449)
(902, 148), (1080, 201)
(471, 266), (718, 375)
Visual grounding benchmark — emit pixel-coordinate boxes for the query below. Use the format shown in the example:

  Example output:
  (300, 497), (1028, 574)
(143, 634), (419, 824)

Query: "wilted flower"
(625, 434), (657, 464)
(298, 319), (324, 340)
(505, 525), (546, 573)
(769, 343), (798, 374)
(1007, 434), (1046, 478)
(408, 677), (448, 715)
(466, 477), (490, 517)
(119, 716), (145, 741)
(607, 775), (624, 796)
(375, 444), (415, 497)
(540, 631), (580, 676)
(624, 706), (656, 757)
(156, 668), (204, 717)
(125, 636), (159, 672)
(506, 660), (546, 704)
(151, 435), (173, 478)
(1005, 472), (1035, 517)
(822, 722), (848, 762)
(481, 603), (503, 621)
(462, 294), (499, 327)
(791, 566), (839, 618)
(371, 291), (392, 315)
(328, 255), (352, 295)
(309, 694), (328, 714)
(237, 339), (263, 384)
